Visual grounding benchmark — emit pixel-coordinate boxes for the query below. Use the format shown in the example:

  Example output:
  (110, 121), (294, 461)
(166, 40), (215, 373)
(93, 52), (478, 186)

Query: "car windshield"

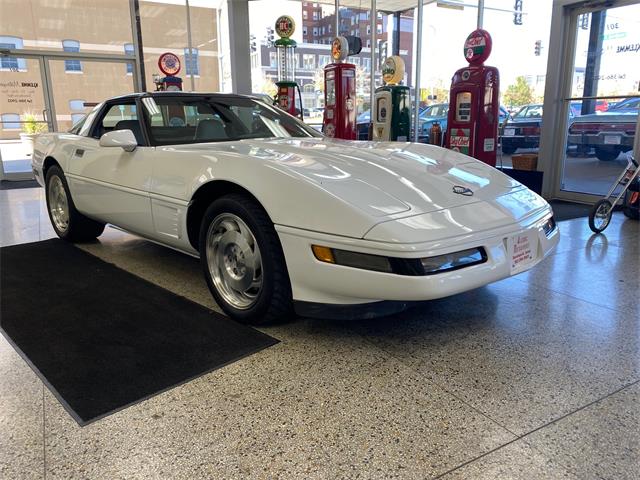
(141, 95), (322, 146)
(611, 98), (640, 111)
(514, 105), (543, 118)
(420, 104), (448, 119)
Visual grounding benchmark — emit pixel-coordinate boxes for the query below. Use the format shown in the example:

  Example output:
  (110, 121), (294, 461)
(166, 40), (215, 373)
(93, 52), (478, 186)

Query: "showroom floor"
(1, 186), (639, 480)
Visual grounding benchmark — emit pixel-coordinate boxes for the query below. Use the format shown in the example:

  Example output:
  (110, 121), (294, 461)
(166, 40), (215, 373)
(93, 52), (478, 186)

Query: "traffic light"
(534, 40), (541, 56)
(266, 27), (274, 47)
(513, 0), (523, 25)
(579, 14), (589, 30)
(378, 40), (388, 69)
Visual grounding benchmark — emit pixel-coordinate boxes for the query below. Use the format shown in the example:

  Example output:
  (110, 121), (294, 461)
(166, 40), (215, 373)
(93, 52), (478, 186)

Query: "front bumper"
(276, 210), (559, 309)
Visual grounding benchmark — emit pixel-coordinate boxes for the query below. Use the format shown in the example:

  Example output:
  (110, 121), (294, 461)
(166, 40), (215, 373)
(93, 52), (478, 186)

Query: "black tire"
(199, 194), (293, 324)
(594, 146), (620, 162)
(588, 199), (613, 233)
(501, 142), (517, 155)
(45, 165), (105, 242)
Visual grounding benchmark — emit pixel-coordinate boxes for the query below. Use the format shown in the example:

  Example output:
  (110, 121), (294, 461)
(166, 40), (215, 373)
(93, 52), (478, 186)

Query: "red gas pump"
(154, 52), (183, 91)
(322, 36), (360, 140)
(445, 29), (499, 167)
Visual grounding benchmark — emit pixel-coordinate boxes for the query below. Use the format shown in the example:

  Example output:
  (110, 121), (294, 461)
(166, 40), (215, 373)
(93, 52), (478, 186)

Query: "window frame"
(124, 43), (134, 74)
(88, 97), (149, 146)
(0, 36), (26, 71)
(184, 47), (200, 76)
(62, 39), (82, 73)
(1, 113), (21, 130)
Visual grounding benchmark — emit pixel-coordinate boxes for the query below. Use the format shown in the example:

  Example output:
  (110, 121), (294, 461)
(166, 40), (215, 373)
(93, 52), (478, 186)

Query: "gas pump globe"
(274, 15), (302, 118)
(154, 52), (183, 91)
(372, 56), (411, 141)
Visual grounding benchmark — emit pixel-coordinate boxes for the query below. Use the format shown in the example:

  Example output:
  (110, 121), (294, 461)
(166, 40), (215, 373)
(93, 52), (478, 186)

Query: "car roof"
(105, 92), (264, 102)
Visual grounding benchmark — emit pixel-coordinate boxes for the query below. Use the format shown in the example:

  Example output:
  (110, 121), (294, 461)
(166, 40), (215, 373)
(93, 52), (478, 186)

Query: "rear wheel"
(588, 199), (613, 233)
(199, 194), (293, 324)
(45, 166), (105, 242)
(594, 146), (620, 162)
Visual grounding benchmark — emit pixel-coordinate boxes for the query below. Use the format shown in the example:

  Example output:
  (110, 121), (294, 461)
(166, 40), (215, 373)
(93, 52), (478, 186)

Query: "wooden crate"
(511, 154), (538, 171)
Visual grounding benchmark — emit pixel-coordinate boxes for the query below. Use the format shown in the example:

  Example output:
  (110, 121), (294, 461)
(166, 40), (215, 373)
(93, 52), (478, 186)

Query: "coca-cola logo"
(450, 136), (470, 147)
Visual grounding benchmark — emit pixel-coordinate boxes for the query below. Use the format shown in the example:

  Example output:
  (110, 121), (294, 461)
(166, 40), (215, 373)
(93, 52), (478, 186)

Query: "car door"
(66, 99), (155, 236)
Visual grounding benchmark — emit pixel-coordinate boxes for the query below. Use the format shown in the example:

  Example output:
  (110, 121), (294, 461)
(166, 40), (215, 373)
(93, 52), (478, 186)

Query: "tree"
(313, 70), (324, 94)
(503, 76), (534, 108)
(252, 75), (277, 98)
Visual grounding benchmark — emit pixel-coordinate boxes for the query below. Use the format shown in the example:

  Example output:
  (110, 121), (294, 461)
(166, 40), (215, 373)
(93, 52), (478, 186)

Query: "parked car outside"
(567, 97), (639, 161)
(569, 99), (609, 116)
(498, 105), (509, 131)
(500, 104), (575, 155)
(418, 103), (449, 144)
(356, 110), (371, 140)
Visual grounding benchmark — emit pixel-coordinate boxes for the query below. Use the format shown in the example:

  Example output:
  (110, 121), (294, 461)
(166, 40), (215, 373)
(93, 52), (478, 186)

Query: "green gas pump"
(372, 56), (411, 141)
(273, 15), (303, 119)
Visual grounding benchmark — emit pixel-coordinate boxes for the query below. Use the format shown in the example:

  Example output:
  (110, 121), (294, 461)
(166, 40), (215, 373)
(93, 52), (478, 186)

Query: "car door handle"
(75, 149), (84, 157)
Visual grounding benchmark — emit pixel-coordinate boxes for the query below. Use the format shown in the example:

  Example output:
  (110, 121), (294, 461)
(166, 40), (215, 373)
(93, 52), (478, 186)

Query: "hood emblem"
(453, 185), (474, 196)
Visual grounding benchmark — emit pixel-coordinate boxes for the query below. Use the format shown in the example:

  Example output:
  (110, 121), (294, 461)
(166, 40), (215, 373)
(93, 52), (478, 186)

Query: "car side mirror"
(99, 129), (138, 152)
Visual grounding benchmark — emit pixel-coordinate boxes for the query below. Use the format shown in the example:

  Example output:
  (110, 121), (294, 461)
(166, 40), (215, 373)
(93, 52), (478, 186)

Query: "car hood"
(195, 137), (521, 218)
(172, 137), (530, 239)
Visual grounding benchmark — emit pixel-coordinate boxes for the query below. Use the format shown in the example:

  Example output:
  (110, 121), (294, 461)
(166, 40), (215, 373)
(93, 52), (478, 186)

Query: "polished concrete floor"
(1, 186), (639, 479)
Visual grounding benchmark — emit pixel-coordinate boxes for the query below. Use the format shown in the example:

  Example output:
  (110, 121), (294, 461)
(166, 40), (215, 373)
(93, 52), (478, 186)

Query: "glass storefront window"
(0, 0), (132, 54)
(139, 0), (220, 92)
(558, 4), (640, 196)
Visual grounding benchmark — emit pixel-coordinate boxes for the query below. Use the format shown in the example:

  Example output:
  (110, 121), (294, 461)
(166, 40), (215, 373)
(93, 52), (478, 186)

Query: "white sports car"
(33, 92), (559, 323)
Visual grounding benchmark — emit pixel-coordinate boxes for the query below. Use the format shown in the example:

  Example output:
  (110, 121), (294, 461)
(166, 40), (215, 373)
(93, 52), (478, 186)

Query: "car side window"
(91, 102), (144, 144)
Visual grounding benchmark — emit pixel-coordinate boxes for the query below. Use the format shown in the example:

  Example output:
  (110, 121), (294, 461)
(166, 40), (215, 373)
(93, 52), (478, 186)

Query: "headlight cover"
(312, 245), (487, 276)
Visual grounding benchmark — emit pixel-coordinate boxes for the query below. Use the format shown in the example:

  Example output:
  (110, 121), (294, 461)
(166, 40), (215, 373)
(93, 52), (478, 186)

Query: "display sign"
(449, 128), (471, 155)
(508, 232), (537, 274)
(381, 56), (405, 85)
(158, 52), (181, 76)
(275, 15), (295, 38)
(463, 29), (493, 65)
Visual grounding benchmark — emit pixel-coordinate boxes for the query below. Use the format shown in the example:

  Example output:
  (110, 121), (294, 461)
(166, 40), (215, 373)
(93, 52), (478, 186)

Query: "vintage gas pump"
(372, 56), (411, 141)
(274, 15), (303, 119)
(153, 52), (183, 91)
(322, 36), (361, 139)
(445, 29), (499, 166)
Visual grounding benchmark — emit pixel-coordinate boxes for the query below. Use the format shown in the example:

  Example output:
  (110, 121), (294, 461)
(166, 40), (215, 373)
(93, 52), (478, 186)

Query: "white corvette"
(33, 92), (559, 323)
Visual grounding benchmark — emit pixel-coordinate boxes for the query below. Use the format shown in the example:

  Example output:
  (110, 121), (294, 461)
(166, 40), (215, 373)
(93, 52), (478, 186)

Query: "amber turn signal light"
(311, 245), (335, 263)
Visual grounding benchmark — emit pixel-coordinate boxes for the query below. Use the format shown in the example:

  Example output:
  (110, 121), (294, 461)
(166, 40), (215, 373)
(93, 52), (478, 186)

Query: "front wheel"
(588, 199), (613, 233)
(45, 165), (105, 242)
(199, 194), (293, 324)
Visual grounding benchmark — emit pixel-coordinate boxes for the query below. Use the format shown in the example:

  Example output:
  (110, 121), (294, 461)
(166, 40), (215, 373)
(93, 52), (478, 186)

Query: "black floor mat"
(0, 179), (41, 190)
(549, 200), (593, 221)
(0, 239), (278, 425)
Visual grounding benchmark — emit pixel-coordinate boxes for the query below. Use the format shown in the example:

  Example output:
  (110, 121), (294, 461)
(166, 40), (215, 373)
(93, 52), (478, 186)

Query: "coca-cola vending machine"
(445, 29), (500, 167)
